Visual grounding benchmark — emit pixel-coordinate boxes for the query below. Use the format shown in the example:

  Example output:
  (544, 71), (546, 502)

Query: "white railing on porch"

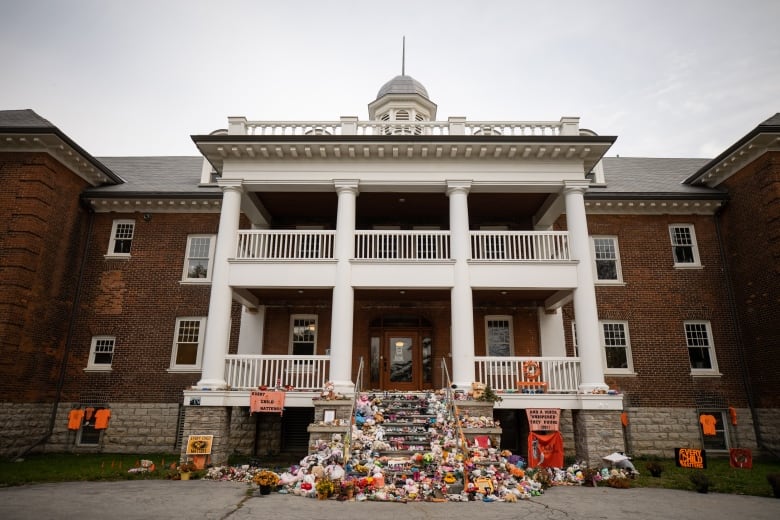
(224, 355), (330, 390)
(475, 356), (581, 393)
(235, 230), (336, 260)
(354, 230), (451, 260)
(470, 231), (570, 261)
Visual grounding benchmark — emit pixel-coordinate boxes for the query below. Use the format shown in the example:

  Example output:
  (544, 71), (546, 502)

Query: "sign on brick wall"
(186, 435), (213, 455)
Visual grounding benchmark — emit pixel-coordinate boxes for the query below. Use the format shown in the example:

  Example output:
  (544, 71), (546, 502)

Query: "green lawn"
(633, 456), (780, 498)
(0, 453), (179, 486)
(2, 453), (779, 498)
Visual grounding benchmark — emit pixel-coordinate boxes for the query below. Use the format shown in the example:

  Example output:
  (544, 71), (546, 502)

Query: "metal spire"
(402, 36), (406, 76)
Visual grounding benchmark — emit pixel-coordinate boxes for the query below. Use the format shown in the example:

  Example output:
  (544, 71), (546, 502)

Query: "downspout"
(13, 202), (95, 459)
(713, 201), (774, 456)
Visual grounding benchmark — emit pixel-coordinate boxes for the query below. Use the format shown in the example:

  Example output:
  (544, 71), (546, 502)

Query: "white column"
(538, 307), (566, 357)
(447, 181), (475, 388)
(197, 182), (243, 388)
(329, 180), (358, 394)
(564, 181), (608, 393)
(237, 305), (265, 355)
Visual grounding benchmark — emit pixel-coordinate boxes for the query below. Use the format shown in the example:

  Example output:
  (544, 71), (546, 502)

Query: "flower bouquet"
(253, 469), (280, 494)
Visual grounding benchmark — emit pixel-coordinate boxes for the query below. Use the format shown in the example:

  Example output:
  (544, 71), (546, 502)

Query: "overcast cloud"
(1, 0), (778, 158)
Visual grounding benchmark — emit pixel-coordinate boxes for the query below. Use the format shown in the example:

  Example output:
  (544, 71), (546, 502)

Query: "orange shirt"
(94, 409), (111, 429)
(68, 409), (85, 430)
(699, 414), (717, 436)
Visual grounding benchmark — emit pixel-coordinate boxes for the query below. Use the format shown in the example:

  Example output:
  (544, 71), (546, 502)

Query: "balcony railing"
(235, 230), (336, 260)
(234, 229), (571, 262)
(354, 230), (451, 260)
(224, 354), (330, 391)
(229, 117), (580, 137)
(470, 231), (570, 261)
(475, 356), (581, 393)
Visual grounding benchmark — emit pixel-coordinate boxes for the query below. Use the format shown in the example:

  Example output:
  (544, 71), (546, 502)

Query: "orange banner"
(250, 390), (285, 415)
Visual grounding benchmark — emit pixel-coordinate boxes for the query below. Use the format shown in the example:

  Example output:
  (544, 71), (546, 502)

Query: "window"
(170, 318), (206, 371)
(77, 422), (101, 446)
(685, 321), (719, 373)
(86, 336), (115, 370)
(669, 224), (701, 267)
(107, 219), (134, 256)
(182, 235), (215, 281)
(699, 410), (729, 451)
(600, 321), (633, 373)
(485, 316), (513, 356)
(591, 236), (623, 283)
(290, 315), (317, 355)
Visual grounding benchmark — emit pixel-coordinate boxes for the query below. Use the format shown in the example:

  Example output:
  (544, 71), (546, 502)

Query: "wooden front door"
(382, 331), (420, 391)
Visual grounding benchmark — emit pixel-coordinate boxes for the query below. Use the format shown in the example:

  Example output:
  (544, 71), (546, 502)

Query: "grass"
(632, 456), (780, 498)
(0, 453), (179, 487)
(2, 453), (779, 498)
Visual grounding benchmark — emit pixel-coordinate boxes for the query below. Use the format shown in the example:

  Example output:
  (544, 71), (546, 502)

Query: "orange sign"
(250, 390), (286, 415)
(675, 447), (707, 469)
(526, 408), (561, 431)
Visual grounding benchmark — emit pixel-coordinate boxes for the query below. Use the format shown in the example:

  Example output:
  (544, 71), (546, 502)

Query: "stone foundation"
(757, 408), (780, 454)
(181, 406), (231, 464)
(228, 407), (258, 456)
(573, 410), (625, 466)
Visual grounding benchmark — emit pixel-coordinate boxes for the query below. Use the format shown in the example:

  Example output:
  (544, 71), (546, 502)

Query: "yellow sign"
(186, 435), (213, 455)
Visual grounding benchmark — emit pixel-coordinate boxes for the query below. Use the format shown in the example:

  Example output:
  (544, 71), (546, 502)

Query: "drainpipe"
(713, 201), (774, 456)
(13, 203), (95, 459)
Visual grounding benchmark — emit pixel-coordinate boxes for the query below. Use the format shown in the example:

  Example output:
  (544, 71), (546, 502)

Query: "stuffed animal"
(470, 381), (486, 400)
(321, 381), (335, 400)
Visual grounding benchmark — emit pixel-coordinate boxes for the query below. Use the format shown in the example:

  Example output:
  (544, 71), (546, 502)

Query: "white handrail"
(354, 230), (451, 260)
(475, 356), (581, 393)
(235, 230), (336, 260)
(224, 354), (330, 390)
(470, 231), (570, 261)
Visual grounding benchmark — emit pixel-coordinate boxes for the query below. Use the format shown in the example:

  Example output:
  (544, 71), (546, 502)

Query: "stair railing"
(342, 357), (364, 463)
(440, 359), (470, 479)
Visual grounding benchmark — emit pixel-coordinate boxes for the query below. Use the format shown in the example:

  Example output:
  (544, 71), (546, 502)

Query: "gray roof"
(594, 157), (723, 198)
(0, 109), (55, 128)
(84, 156), (218, 196)
(376, 75), (430, 100)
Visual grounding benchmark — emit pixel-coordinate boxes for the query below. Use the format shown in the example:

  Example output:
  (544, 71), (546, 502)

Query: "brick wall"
(0, 152), (90, 402)
(558, 213), (745, 409)
(720, 152), (780, 408)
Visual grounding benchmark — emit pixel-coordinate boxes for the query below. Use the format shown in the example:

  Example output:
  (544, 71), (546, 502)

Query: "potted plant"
(689, 472), (711, 493)
(341, 479), (355, 500)
(253, 469), (280, 495)
(178, 461), (197, 480)
(315, 477), (336, 499)
(645, 460), (664, 478)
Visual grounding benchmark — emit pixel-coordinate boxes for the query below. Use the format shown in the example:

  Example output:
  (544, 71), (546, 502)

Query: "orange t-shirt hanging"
(699, 414), (717, 436)
(527, 431), (564, 468)
(67, 409), (85, 430)
(94, 409), (111, 429)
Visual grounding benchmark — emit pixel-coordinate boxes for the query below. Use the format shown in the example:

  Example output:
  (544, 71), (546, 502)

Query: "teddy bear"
(321, 381), (335, 400)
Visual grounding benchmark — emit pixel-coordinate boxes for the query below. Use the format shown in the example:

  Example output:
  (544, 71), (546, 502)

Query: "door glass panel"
(389, 337), (413, 383)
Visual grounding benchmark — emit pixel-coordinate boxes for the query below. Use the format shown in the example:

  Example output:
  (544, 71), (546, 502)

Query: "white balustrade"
(475, 356), (581, 393)
(470, 231), (570, 261)
(237, 119), (566, 137)
(224, 355), (330, 390)
(354, 230), (451, 260)
(235, 230), (336, 260)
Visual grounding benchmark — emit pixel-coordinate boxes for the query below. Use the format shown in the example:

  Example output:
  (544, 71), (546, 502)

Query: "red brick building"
(0, 96), (777, 462)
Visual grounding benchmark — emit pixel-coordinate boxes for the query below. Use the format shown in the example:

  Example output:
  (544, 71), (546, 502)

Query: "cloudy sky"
(2, 0), (778, 158)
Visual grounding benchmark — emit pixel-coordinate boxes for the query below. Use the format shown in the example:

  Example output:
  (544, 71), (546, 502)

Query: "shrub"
(689, 473), (711, 493)
(767, 473), (780, 498)
(645, 461), (663, 478)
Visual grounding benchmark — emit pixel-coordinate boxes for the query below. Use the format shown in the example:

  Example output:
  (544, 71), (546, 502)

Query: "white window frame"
(289, 314), (318, 356)
(599, 320), (634, 374)
(669, 224), (701, 268)
(485, 315), (514, 357)
(169, 317), (206, 372)
(106, 219), (135, 257)
(685, 320), (720, 375)
(591, 236), (623, 284)
(85, 336), (115, 371)
(76, 421), (102, 446)
(181, 234), (216, 283)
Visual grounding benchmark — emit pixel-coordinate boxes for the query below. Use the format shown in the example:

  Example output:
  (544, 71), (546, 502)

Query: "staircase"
(377, 392), (436, 456)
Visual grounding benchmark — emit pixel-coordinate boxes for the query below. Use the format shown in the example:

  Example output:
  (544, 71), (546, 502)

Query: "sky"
(1, 0), (778, 159)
